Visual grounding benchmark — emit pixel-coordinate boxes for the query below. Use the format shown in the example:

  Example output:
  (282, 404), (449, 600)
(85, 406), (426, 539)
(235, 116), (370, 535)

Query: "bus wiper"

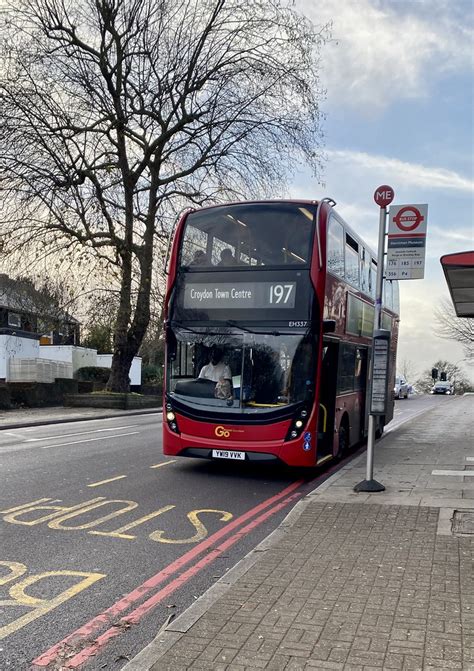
(225, 320), (253, 333)
(226, 320), (281, 336)
(170, 321), (208, 335)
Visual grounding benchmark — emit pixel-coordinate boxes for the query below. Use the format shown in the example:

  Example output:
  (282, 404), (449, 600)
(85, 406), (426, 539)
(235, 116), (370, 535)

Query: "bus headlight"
(285, 407), (309, 441)
(165, 404), (180, 434)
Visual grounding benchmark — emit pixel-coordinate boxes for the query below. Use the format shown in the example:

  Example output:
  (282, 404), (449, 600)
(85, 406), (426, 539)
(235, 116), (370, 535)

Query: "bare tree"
(398, 358), (418, 382)
(434, 299), (474, 362)
(416, 359), (473, 395)
(0, 0), (328, 391)
(80, 288), (120, 352)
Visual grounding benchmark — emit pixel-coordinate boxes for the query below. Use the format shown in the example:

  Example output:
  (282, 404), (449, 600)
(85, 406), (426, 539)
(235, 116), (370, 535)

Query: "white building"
(96, 354), (142, 386)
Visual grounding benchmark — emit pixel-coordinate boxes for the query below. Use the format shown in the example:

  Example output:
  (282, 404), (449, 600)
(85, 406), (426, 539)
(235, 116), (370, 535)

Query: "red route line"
(32, 479), (303, 668)
(60, 492), (302, 669)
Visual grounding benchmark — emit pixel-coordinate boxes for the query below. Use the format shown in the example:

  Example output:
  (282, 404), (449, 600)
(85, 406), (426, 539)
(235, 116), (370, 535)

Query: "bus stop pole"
(354, 204), (387, 492)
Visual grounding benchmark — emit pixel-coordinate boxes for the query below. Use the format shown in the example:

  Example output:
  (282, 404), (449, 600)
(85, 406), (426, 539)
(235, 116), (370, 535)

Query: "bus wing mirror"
(166, 325), (177, 360)
(323, 320), (336, 334)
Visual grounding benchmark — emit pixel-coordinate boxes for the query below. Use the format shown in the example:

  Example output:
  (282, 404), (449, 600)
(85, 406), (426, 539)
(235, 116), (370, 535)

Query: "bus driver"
(198, 347), (233, 400)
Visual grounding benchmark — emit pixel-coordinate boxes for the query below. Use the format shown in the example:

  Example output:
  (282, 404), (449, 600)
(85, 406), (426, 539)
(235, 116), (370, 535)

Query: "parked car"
(431, 381), (454, 395)
(394, 375), (409, 399)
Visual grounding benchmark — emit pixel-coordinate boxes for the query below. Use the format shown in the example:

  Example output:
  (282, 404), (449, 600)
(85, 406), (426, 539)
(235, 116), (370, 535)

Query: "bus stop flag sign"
(374, 185), (394, 208)
(387, 204), (428, 280)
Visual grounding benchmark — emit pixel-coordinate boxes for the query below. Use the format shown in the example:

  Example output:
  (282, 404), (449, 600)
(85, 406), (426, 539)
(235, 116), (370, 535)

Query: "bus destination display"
(183, 282), (296, 310)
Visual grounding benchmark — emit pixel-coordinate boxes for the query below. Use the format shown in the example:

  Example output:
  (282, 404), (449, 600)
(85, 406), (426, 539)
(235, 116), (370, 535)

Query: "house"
(0, 273), (80, 344)
(0, 273), (80, 382)
(0, 274), (141, 387)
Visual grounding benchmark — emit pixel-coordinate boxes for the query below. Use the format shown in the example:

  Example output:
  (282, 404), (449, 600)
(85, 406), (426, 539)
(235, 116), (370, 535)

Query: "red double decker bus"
(163, 199), (399, 467)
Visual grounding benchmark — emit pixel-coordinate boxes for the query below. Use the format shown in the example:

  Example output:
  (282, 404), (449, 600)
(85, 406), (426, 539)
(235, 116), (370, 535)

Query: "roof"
(440, 251), (474, 318)
(0, 274), (79, 323)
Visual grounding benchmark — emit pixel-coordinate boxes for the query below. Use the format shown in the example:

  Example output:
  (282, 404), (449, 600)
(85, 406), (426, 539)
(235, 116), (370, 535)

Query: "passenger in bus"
(214, 377), (233, 401)
(218, 248), (237, 266)
(190, 249), (208, 266)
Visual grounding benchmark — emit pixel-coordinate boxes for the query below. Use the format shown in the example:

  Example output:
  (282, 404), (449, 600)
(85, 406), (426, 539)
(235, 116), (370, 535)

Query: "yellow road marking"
(48, 500), (137, 530)
(90, 505), (175, 540)
(150, 460), (176, 469)
(1, 495), (234, 545)
(87, 475), (127, 488)
(0, 498), (52, 514)
(3, 498), (105, 527)
(150, 509), (233, 544)
(0, 561), (28, 585)
(0, 564), (105, 640)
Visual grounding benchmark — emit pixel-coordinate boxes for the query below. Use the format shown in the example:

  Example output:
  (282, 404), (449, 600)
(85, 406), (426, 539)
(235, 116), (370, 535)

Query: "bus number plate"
(212, 450), (245, 461)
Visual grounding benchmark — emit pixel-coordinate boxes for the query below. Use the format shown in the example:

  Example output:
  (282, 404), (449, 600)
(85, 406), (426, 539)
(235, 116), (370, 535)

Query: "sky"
(290, 0), (474, 382)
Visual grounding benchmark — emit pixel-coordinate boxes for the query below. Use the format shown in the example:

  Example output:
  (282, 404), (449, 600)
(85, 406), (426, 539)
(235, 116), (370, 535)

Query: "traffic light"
(440, 371), (447, 381)
(431, 368), (438, 380)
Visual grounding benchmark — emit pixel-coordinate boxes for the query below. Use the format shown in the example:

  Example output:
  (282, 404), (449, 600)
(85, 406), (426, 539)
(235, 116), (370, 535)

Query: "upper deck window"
(370, 259), (377, 299)
(384, 280), (393, 310)
(360, 248), (370, 295)
(327, 216), (344, 277)
(180, 203), (315, 269)
(345, 235), (360, 289)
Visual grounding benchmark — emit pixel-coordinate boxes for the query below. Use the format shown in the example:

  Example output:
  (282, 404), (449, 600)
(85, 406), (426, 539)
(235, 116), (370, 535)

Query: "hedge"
(75, 366), (111, 383)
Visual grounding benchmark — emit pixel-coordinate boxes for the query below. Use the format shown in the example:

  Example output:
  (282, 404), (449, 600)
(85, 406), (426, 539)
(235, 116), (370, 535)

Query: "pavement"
(1, 397), (473, 670)
(0, 404), (161, 430)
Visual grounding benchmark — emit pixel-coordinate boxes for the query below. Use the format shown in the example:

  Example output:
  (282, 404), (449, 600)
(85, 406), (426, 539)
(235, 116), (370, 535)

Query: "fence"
(8, 358), (73, 383)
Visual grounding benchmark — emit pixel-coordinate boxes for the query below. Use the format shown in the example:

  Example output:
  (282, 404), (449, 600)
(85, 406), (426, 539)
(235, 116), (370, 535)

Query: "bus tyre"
(337, 419), (349, 458)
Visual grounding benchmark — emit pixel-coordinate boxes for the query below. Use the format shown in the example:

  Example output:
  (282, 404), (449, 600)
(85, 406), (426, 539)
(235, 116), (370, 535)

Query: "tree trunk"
(106, 343), (136, 392)
(106, 250), (134, 392)
(106, 198), (155, 392)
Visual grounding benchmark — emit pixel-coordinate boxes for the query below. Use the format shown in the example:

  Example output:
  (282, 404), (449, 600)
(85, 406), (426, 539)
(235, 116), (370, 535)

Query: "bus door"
(352, 346), (368, 442)
(317, 339), (339, 459)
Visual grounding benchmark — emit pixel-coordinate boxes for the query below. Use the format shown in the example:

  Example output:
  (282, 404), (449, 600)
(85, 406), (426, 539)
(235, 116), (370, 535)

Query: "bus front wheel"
(337, 418), (349, 458)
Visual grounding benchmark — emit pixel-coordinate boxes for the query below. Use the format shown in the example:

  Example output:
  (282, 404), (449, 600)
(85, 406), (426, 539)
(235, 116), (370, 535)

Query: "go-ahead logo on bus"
(215, 426), (244, 438)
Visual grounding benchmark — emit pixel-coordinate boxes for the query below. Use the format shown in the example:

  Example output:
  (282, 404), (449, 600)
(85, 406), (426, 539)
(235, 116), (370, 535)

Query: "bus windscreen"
(168, 327), (315, 414)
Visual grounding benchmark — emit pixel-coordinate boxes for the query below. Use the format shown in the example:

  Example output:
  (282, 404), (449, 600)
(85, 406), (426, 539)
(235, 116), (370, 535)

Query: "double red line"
(32, 479), (304, 669)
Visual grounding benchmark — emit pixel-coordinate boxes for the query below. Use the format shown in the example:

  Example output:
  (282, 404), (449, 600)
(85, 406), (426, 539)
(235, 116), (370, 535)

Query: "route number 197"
(269, 284), (294, 304)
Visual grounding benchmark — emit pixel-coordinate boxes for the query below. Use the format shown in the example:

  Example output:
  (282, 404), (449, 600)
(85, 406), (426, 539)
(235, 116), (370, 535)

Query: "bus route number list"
(370, 332), (390, 415)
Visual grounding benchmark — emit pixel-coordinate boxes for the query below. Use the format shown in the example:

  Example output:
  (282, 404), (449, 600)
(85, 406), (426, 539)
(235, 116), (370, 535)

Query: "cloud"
(397, 280), (472, 380)
(298, 0), (474, 110)
(426, 227), (474, 261)
(326, 149), (474, 193)
(289, 148), (473, 257)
